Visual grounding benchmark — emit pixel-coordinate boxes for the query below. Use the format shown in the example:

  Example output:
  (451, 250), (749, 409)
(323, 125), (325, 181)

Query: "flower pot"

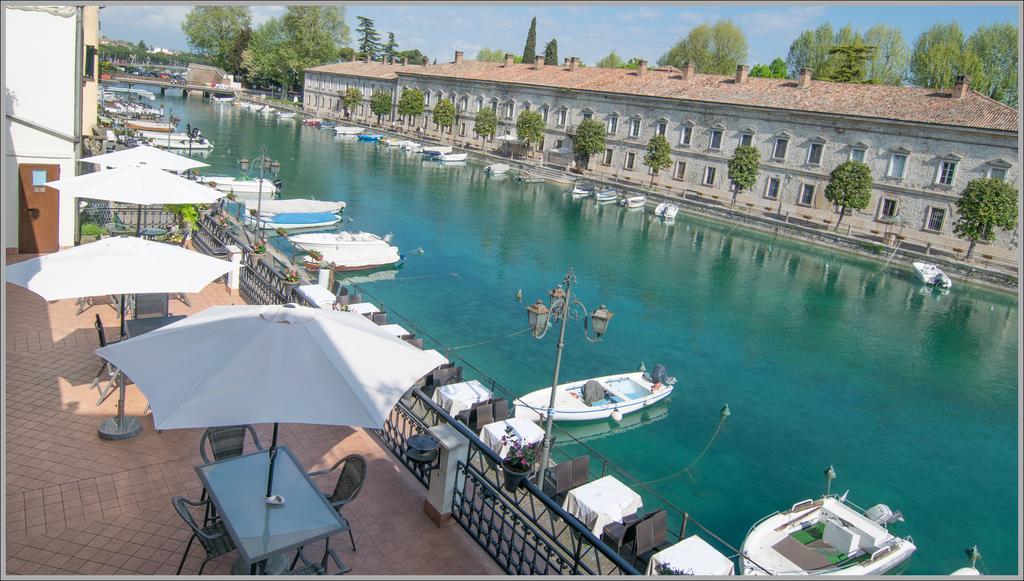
(249, 252), (266, 267)
(501, 461), (532, 493)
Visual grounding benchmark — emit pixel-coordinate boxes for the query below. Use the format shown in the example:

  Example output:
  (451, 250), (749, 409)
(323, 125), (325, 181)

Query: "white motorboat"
(289, 231), (402, 271)
(248, 199), (346, 215)
(593, 188), (619, 203)
(486, 163), (511, 174)
(513, 366), (675, 422)
(438, 152), (468, 162)
(570, 181), (597, 197)
(126, 119), (175, 133)
(950, 546), (983, 576)
(197, 175), (279, 198)
(245, 212), (341, 231)
(655, 202), (679, 220)
(400, 141), (423, 152)
(421, 145), (453, 155)
(211, 95), (234, 103)
(619, 194), (646, 208)
(740, 494), (916, 576)
(333, 125), (362, 135)
(143, 133), (215, 151)
(277, 111), (297, 119)
(912, 261), (952, 289)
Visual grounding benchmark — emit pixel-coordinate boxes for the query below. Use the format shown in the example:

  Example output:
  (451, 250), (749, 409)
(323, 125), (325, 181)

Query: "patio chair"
(631, 509), (672, 569)
(600, 510), (646, 557)
(308, 454), (366, 553)
(198, 425), (263, 524)
(172, 495), (237, 575)
(469, 404), (493, 432)
(104, 213), (134, 236)
(491, 398), (511, 422)
(287, 546), (338, 575)
(371, 311), (388, 325)
(91, 314), (121, 405)
(133, 293), (169, 319)
(543, 459), (574, 503)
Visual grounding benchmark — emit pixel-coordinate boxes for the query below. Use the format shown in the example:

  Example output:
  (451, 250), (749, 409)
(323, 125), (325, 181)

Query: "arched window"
(606, 112), (620, 134)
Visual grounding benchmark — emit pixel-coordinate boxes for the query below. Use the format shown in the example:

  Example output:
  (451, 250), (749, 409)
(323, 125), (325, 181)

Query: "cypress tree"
(543, 38), (558, 65)
(522, 17), (537, 62)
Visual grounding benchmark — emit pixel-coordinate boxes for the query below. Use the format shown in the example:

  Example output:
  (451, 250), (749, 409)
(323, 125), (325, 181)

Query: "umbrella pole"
(266, 422), (279, 499)
(119, 293), (127, 338)
(135, 204), (142, 236)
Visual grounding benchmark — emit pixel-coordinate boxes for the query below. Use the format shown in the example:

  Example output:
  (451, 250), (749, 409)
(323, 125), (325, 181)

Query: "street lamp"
(239, 146), (281, 240)
(526, 268), (613, 485)
(185, 123), (201, 159)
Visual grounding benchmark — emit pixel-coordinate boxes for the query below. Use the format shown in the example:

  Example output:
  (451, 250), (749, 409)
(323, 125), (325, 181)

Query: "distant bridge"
(101, 75), (236, 97)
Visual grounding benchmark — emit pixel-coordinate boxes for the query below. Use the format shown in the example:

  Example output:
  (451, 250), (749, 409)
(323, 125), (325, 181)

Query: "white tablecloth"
(646, 535), (735, 576)
(377, 323), (410, 337)
(296, 285), (336, 309)
(346, 302), (380, 315)
(433, 380), (493, 416)
(479, 417), (545, 459)
(562, 475), (643, 535)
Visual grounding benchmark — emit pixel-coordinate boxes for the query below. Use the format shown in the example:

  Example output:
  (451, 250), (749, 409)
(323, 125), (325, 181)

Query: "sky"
(99, 2), (1020, 66)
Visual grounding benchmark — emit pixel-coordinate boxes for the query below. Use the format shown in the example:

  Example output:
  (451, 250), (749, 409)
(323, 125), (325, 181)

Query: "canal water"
(148, 90), (1018, 574)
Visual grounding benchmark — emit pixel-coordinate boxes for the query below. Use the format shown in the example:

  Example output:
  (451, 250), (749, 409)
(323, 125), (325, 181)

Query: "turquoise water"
(147, 90), (1018, 574)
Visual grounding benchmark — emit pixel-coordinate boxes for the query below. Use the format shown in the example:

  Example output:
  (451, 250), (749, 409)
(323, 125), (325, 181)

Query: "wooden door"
(18, 164), (60, 254)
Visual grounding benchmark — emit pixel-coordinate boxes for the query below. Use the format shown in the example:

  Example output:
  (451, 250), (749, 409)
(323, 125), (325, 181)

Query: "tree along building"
(304, 52), (1019, 261)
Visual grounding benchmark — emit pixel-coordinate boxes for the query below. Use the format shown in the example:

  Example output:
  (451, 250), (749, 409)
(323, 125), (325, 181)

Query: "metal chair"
(172, 496), (236, 575)
(600, 510), (645, 557)
(631, 509), (672, 569)
(91, 314), (121, 405)
(571, 455), (591, 489)
(133, 293), (169, 319)
(309, 454), (366, 553)
(199, 425), (264, 464)
(543, 459), (575, 503)
(491, 398), (511, 421)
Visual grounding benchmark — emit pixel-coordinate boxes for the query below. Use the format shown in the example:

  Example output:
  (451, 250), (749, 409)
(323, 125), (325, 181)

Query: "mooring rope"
(445, 326), (532, 355)
(638, 407), (730, 485)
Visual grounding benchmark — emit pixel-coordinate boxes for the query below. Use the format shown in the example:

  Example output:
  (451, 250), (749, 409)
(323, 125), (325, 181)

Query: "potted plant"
(282, 268), (301, 286)
(500, 426), (538, 492)
(654, 563), (695, 576)
(275, 226), (289, 238)
(249, 239), (267, 265)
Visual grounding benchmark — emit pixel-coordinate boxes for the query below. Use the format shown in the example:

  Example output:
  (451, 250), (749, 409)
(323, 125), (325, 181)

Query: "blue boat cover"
(268, 212), (339, 225)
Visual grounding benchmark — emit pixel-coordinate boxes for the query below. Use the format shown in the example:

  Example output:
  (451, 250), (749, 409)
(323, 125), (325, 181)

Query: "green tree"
(397, 88), (425, 127)
(356, 16), (381, 60)
(370, 90), (392, 123)
(543, 39), (558, 65)
(397, 49), (427, 65)
(823, 38), (877, 83)
(224, 26), (252, 77)
(727, 144), (760, 208)
(657, 20), (747, 75)
(572, 118), (606, 168)
(596, 50), (624, 68)
(643, 134), (672, 186)
(967, 23), (1018, 106)
(516, 110), (545, 155)
(433, 98), (456, 139)
(276, 6), (350, 92)
(382, 32), (399, 63)
(342, 87), (362, 117)
(953, 178), (1019, 259)
(242, 18), (289, 91)
(864, 24), (909, 85)
(473, 106), (498, 145)
(476, 48), (505, 62)
(522, 17), (537, 62)
(786, 23), (836, 79)
(182, 6), (252, 71)
(824, 160), (873, 230)
(750, 57), (787, 78)
(910, 22), (983, 90)
(338, 47), (356, 61)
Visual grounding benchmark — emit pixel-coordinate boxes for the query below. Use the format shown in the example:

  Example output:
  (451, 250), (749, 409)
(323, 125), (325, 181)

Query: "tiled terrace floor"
(4, 260), (501, 576)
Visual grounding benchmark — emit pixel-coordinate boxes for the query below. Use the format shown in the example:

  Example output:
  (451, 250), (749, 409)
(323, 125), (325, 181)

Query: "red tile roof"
(307, 61), (1018, 133)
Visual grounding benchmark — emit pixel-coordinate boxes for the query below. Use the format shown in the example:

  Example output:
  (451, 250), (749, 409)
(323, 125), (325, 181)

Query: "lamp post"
(239, 146), (282, 240)
(526, 268), (613, 485)
(824, 464), (836, 496)
(185, 122), (200, 159)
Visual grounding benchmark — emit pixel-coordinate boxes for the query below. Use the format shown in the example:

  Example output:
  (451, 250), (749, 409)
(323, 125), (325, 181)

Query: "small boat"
(126, 119), (175, 133)
(277, 111), (296, 119)
(421, 145), (453, 155)
(912, 262), (952, 289)
(950, 546), (983, 576)
(333, 126), (363, 135)
(245, 212), (342, 231)
(513, 366), (675, 422)
(153, 138), (215, 151)
(211, 95), (234, 103)
(400, 141), (423, 152)
(514, 171), (546, 184)
(303, 118), (323, 127)
(438, 152), (468, 162)
(197, 175), (279, 197)
(357, 133), (384, 142)
(740, 493), (916, 575)
(593, 188), (619, 203)
(570, 181), (597, 196)
(655, 202), (679, 220)
(290, 231), (402, 271)
(318, 120), (336, 129)
(619, 194), (646, 208)
(260, 105), (274, 114)
(486, 163), (511, 175)
(250, 199), (346, 215)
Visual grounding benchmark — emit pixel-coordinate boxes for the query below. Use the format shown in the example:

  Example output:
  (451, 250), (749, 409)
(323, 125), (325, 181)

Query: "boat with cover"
(912, 261), (952, 289)
(570, 181), (597, 196)
(334, 126), (363, 135)
(655, 202), (679, 220)
(593, 188), (619, 203)
(619, 194), (647, 208)
(421, 145), (453, 155)
(486, 163), (511, 174)
(211, 95), (234, 103)
(248, 199), (346, 215)
(290, 231), (402, 271)
(400, 141), (423, 152)
(277, 111), (296, 119)
(126, 119), (175, 133)
(357, 133), (384, 142)
(196, 175), (279, 198)
(319, 120), (336, 129)
(245, 212), (341, 231)
(740, 493), (915, 576)
(513, 365), (675, 422)
(303, 118), (322, 126)
(437, 152), (468, 162)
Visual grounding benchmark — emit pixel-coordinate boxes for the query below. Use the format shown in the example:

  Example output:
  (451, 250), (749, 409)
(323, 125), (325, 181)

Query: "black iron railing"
(82, 202), (179, 234)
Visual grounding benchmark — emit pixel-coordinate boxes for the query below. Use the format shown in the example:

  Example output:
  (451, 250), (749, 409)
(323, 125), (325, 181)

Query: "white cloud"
(734, 5), (827, 38)
(620, 7), (661, 21)
(251, 6), (286, 27)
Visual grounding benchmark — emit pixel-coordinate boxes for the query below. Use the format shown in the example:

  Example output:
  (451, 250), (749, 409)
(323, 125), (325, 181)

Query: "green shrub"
(81, 223), (107, 237)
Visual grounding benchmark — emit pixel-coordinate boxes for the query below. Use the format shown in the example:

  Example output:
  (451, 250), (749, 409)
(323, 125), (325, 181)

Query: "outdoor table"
(646, 535), (735, 575)
(345, 302), (380, 316)
(479, 417), (545, 459)
(296, 284), (336, 309)
(562, 475), (643, 535)
(139, 226), (168, 239)
(433, 380), (493, 416)
(124, 314), (186, 338)
(195, 446), (348, 575)
(377, 323), (410, 337)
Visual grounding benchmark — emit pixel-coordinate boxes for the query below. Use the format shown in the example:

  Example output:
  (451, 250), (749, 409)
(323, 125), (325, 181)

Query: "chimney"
(681, 61), (695, 80)
(504, 53), (515, 67)
(454, 50), (464, 65)
(534, 55), (544, 70)
(638, 60), (648, 76)
(952, 75), (970, 99)
(563, 57), (570, 66)
(735, 64), (749, 84)
(798, 68), (812, 88)
(569, 57), (578, 72)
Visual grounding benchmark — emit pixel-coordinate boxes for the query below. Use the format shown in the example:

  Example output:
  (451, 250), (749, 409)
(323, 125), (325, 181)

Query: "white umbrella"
(80, 145), (210, 172)
(95, 303), (448, 498)
(46, 165), (221, 205)
(496, 134), (517, 141)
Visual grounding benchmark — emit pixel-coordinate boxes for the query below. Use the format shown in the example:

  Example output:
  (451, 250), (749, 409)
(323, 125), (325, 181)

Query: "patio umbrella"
(80, 144), (210, 172)
(95, 303), (448, 500)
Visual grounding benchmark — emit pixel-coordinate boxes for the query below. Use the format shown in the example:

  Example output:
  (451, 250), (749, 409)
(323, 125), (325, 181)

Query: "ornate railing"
(82, 202), (179, 233)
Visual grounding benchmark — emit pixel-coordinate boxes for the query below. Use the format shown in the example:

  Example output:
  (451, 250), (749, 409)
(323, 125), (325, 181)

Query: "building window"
(541, 106), (550, 122)
(708, 129), (723, 150)
(703, 166), (716, 186)
(673, 161), (686, 180)
(879, 198), (898, 220)
(807, 142), (824, 165)
(629, 118), (641, 138)
(523, 103), (531, 111)
(602, 148), (613, 165)
(624, 152), (636, 170)
(656, 121), (667, 136)
(850, 147), (866, 163)
(504, 102), (515, 119)
(798, 183), (815, 206)
(554, 139), (564, 149)
(607, 115), (618, 134)
(989, 166), (1008, 181)
(459, 123), (466, 136)
(491, 99), (499, 112)
(740, 132), (754, 147)
(582, 110), (593, 120)
(557, 108), (567, 126)
(459, 97), (468, 112)
(925, 207), (946, 232)
(936, 160), (957, 186)
(679, 126), (693, 147)
(888, 153), (907, 178)
(765, 176), (781, 199)
(773, 138), (789, 160)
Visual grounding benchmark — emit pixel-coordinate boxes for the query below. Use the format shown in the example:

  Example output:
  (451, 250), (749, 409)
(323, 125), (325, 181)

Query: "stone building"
(304, 52), (1019, 257)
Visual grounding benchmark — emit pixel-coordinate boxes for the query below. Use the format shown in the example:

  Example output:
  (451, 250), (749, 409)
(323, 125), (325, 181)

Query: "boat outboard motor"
(864, 504), (904, 527)
(645, 364), (669, 384)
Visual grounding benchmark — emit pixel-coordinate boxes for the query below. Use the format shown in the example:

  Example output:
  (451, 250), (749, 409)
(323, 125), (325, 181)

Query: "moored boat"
(277, 111), (296, 119)
(126, 119), (175, 133)
(486, 163), (511, 174)
(912, 261), (952, 289)
(570, 181), (597, 197)
(318, 120), (336, 129)
(513, 366), (675, 422)
(357, 133), (384, 141)
(438, 152), (468, 162)
(619, 194), (646, 208)
(211, 95), (234, 103)
(333, 125), (363, 135)
(655, 202), (679, 220)
(196, 175), (279, 197)
(593, 188), (619, 203)
(245, 212), (342, 231)
(249, 199), (346, 215)
(421, 145), (453, 155)
(290, 231), (402, 271)
(303, 118), (322, 126)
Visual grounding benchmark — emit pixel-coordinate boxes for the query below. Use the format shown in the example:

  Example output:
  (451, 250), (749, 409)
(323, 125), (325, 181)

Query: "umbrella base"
(232, 554), (288, 575)
(98, 416), (143, 440)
